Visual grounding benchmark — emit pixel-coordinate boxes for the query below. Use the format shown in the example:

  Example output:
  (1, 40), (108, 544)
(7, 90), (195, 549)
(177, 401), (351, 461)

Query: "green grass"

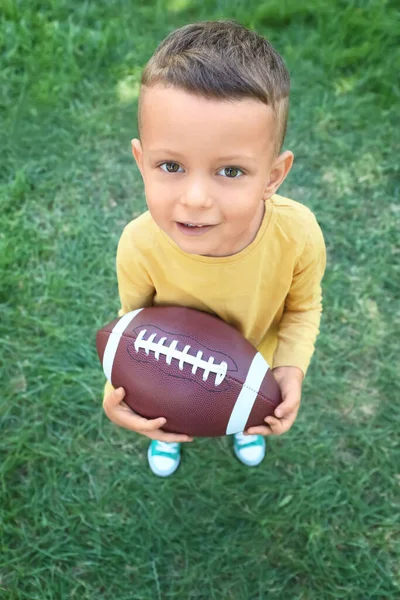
(1, 0), (400, 598)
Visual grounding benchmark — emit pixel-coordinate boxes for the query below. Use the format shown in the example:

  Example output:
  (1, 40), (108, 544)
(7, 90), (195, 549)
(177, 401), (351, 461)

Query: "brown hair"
(138, 19), (290, 155)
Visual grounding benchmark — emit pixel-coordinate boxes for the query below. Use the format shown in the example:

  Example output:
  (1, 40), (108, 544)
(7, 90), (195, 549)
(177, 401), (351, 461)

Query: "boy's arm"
(246, 214), (326, 437)
(272, 212), (327, 379)
(101, 226), (194, 443)
(103, 226), (155, 399)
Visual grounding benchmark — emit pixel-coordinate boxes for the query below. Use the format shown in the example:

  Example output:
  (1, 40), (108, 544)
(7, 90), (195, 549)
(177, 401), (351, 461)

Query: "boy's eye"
(220, 166), (243, 178)
(160, 162), (183, 174)
(159, 162), (244, 178)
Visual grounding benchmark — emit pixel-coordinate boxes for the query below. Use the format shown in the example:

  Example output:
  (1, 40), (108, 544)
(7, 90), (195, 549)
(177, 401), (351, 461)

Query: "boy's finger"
(146, 430), (194, 443)
(132, 415), (167, 432)
(266, 415), (292, 435)
(245, 424), (273, 436)
(103, 387), (126, 409)
(274, 395), (300, 419)
(264, 415), (281, 428)
(118, 404), (174, 433)
(111, 411), (166, 433)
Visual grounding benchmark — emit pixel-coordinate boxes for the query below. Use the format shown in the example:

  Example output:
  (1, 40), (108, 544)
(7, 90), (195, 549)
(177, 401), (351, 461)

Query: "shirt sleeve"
(272, 212), (327, 378)
(103, 224), (155, 401)
(115, 224), (155, 317)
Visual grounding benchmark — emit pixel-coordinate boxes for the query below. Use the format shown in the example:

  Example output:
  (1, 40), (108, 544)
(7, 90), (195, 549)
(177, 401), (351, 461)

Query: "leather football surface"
(96, 306), (282, 437)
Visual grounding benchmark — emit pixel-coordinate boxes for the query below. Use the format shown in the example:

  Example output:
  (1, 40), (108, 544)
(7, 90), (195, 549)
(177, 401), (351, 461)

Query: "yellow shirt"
(103, 193), (326, 400)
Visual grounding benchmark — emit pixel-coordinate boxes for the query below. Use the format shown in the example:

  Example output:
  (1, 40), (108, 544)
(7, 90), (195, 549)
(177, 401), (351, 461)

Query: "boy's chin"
(166, 223), (216, 255)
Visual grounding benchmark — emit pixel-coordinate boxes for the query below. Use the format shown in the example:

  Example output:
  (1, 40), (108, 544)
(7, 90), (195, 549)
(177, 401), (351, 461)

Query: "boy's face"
(132, 84), (293, 257)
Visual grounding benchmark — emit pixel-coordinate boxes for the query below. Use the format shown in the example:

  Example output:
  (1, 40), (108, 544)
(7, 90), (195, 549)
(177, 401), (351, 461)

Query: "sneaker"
(147, 440), (181, 477)
(233, 432), (266, 466)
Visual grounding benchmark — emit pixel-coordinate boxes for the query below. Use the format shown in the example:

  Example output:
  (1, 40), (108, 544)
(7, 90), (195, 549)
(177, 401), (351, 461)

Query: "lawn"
(1, 0), (399, 598)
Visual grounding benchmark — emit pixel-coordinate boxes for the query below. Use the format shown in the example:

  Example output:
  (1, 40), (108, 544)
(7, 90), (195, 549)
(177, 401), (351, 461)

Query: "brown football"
(96, 306), (282, 437)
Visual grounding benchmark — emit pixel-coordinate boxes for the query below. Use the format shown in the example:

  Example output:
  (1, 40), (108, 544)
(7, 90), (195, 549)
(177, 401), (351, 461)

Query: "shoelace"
(154, 441), (179, 454)
(235, 432), (258, 445)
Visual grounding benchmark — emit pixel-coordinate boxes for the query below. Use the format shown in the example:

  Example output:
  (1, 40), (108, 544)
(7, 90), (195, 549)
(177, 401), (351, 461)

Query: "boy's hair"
(138, 19), (290, 156)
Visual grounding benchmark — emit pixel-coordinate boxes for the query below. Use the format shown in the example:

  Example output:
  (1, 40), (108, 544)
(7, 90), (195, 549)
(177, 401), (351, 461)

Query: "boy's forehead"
(140, 84), (277, 158)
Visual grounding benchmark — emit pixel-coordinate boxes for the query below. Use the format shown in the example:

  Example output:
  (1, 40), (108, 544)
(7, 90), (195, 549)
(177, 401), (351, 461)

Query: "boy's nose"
(180, 180), (213, 209)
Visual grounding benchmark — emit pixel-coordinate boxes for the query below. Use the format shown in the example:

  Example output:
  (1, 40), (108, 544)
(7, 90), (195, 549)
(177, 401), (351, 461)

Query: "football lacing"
(134, 329), (228, 386)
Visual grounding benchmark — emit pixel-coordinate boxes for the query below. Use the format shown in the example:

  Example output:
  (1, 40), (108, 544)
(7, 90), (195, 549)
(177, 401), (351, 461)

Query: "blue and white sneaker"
(233, 432), (266, 466)
(147, 441), (181, 477)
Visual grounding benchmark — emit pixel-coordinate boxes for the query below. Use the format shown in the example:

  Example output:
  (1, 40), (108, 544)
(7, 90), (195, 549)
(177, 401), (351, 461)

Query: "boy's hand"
(103, 387), (194, 443)
(244, 366), (303, 436)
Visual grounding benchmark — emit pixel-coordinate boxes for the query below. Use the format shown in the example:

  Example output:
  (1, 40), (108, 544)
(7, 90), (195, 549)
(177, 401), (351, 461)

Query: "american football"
(96, 306), (282, 437)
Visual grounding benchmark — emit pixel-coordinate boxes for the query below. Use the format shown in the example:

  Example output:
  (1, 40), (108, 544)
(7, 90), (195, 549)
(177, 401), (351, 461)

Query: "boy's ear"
(131, 138), (144, 178)
(262, 150), (294, 200)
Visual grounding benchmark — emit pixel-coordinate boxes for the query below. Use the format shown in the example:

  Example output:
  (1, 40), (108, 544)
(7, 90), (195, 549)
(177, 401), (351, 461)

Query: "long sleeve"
(102, 225), (155, 401)
(115, 224), (155, 317)
(272, 213), (327, 377)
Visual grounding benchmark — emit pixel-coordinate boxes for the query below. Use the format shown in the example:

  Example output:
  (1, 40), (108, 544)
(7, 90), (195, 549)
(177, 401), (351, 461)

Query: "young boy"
(102, 19), (327, 477)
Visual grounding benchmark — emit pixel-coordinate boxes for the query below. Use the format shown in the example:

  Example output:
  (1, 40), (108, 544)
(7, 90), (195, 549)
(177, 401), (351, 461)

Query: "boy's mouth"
(176, 222), (215, 236)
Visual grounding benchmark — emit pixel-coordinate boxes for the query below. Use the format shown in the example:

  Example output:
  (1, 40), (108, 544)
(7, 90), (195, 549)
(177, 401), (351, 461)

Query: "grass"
(1, 0), (400, 598)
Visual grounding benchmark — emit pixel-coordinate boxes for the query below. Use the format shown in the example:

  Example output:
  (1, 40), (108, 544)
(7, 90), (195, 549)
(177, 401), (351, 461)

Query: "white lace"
(135, 329), (228, 386)
(154, 441), (179, 453)
(235, 432), (258, 445)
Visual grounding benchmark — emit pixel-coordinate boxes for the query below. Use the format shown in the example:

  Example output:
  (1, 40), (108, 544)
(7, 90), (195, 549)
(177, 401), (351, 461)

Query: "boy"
(102, 19), (327, 477)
